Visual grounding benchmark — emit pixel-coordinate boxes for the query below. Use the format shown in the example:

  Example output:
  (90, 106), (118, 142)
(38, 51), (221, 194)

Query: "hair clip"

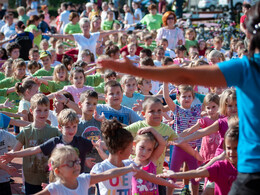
(48, 162), (53, 171)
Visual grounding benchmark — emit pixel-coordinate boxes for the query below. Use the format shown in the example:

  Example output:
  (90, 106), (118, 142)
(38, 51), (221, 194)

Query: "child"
(56, 42), (64, 62)
(159, 38), (176, 58)
(207, 50), (224, 65)
(105, 45), (121, 60)
(6, 42), (21, 60)
(185, 28), (198, 53)
(213, 36), (226, 55)
(198, 39), (207, 57)
(163, 83), (203, 195)
(153, 46), (165, 67)
(36, 145), (140, 195)
(81, 49), (95, 64)
(33, 51), (54, 76)
(15, 79), (39, 122)
(118, 34), (128, 49)
(139, 48), (152, 59)
(159, 117), (239, 195)
(9, 94), (60, 194)
(27, 61), (41, 75)
(17, 6), (29, 25)
(28, 48), (40, 62)
(91, 118), (181, 194)
(137, 77), (153, 95)
(48, 49), (61, 67)
(126, 43), (140, 66)
(1, 60), (13, 78)
(125, 97), (203, 194)
(142, 35), (155, 51)
(96, 80), (142, 125)
(120, 75), (145, 109)
(132, 127), (166, 194)
(173, 45), (189, 66)
(40, 39), (49, 52)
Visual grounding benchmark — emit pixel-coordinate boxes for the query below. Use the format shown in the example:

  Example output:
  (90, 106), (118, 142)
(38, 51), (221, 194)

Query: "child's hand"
(0, 152), (15, 164)
(168, 179), (184, 189)
(93, 111), (105, 122)
(132, 99), (143, 112)
(85, 157), (96, 168)
(91, 139), (107, 151)
(2, 98), (14, 109)
(169, 136), (185, 146)
(137, 127), (155, 135)
(54, 93), (66, 103)
(5, 165), (17, 176)
(41, 183), (48, 189)
(157, 170), (176, 178)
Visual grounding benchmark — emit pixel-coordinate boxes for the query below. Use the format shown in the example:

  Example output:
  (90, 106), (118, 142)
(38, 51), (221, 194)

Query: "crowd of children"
(0, 0), (256, 195)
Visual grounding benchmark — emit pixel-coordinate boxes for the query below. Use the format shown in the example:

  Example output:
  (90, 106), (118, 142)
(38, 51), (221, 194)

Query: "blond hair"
(219, 88), (236, 116)
(30, 93), (49, 110)
(57, 109), (79, 126)
(176, 84), (194, 98)
(120, 75), (136, 87)
(53, 64), (68, 82)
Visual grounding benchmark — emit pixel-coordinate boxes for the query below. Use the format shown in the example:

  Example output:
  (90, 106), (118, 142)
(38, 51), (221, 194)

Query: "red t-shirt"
(120, 45), (143, 56)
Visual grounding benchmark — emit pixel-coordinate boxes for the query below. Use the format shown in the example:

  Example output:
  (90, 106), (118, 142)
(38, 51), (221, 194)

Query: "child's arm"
(91, 140), (108, 160)
(157, 168), (209, 180)
(178, 121), (201, 137)
(175, 120), (219, 145)
(0, 162), (17, 176)
(138, 127), (166, 163)
(0, 98), (14, 109)
(6, 87), (15, 95)
(54, 93), (82, 115)
(84, 66), (97, 76)
(163, 82), (176, 112)
(0, 146), (41, 163)
(199, 152), (226, 169)
(9, 118), (31, 127)
(177, 142), (203, 162)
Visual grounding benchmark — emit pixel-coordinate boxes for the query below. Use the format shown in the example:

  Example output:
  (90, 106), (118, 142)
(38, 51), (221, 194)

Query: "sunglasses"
(167, 17), (175, 20)
(60, 159), (81, 168)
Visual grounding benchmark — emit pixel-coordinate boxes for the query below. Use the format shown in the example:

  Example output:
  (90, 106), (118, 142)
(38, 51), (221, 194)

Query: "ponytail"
(15, 79), (37, 96)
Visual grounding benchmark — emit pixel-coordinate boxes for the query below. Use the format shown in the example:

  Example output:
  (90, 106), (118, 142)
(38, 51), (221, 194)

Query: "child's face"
(18, 9), (25, 16)
(121, 36), (127, 44)
(139, 52), (147, 59)
(11, 48), (20, 59)
(53, 98), (64, 114)
(176, 50), (184, 58)
(225, 137), (238, 166)
(82, 54), (91, 63)
(156, 49), (164, 60)
(214, 41), (222, 49)
(144, 102), (163, 126)
(80, 97), (98, 116)
(56, 70), (66, 81)
(123, 79), (137, 96)
(26, 84), (39, 99)
(60, 122), (78, 140)
(145, 38), (152, 46)
(72, 72), (85, 88)
(104, 76), (116, 82)
(199, 41), (206, 50)
(30, 52), (40, 61)
(57, 47), (64, 54)
(135, 139), (154, 162)
(139, 79), (152, 92)
(160, 41), (168, 50)
(129, 45), (137, 56)
(226, 99), (237, 117)
(4, 64), (13, 77)
(187, 32), (195, 40)
(205, 101), (219, 118)
(29, 65), (40, 75)
(208, 56), (221, 65)
(41, 56), (51, 68)
(31, 104), (49, 124)
(42, 42), (49, 51)
(105, 86), (123, 108)
(15, 66), (26, 79)
(178, 91), (194, 109)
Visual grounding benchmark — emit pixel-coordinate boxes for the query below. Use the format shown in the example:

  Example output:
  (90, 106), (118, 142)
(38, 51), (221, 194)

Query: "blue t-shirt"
(218, 54), (260, 173)
(121, 92), (145, 109)
(0, 113), (11, 129)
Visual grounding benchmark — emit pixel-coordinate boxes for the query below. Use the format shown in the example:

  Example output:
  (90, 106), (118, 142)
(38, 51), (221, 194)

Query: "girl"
(27, 61), (41, 75)
(132, 2), (142, 24)
(158, 117), (239, 195)
(153, 46), (165, 67)
(207, 50), (224, 65)
(137, 77), (153, 95)
(173, 45), (189, 66)
(91, 118), (181, 194)
(15, 79), (39, 122)
(59, 68), (93, 104)
(184, 28), (198, 53)
(132, 127), (166, 194)
(126, 43), (140, 66)
(120, 75), (145, 109)
(36, 64), (70, 93)
(120, 34), (143, 56)
(105, 45), (120, 60)
(35, 145), (140, 195)
(163, 83), (203, 195)
(118, 34), (128, 49)
(198, 39), (207, 57)
(40, 39), (49, 52)
(25, 15), (42, 47)
(123, 4), (134, 31)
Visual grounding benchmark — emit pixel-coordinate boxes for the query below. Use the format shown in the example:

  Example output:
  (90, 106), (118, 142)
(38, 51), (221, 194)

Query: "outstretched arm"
(163, 83), (176, 112)
(97, 57), (227, 87)
(179, 121), (201, 137)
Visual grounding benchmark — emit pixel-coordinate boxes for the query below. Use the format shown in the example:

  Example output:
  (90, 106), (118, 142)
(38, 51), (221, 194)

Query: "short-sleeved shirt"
(207, 159), (237, 195)
(0, 113), (11, 129)
(64, 22), (82, 34)
(40, 135), (92, 172)
(73, 33), (100, 60)
(60, 10), (70, 33)
(122, 92), (145, 109)
(218, 54), (260, 173)
(63, 85), (94, 104)
(16, 123), (60, 185)
(25, 24), (42, 47)
(33, 67), (54, 77)
(215, 117), (229, 156)
(40, 80), (70, 93)
(126, 120), (178, 173)
(91, 159), (134, 195)
(19, 15), (29, 25)
(46, 173), (91, 195)
(140, 14), (162, 31)
(96, 104), (142, 125)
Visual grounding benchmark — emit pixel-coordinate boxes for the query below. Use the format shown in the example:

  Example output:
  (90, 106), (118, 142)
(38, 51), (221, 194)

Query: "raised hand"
(132, 99), (144, 112)
(93, 111), (105, 122)
(168, 136), (185, 146)
(0, 152), (15, 164)
(2, 98), (14, 109)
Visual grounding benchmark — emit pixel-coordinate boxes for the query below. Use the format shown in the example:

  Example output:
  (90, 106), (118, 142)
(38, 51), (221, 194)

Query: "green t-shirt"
(140, 14), (162, 31)
(138, 43), (156, 52)
(18, 15), (29, 26)
(16, 123), (60, 185)
(25, 24), (42, 47)
(33, 67), (54, 77)
(185, 39), (198, 52)
(64, 22), (82, 34)
(85, 74), (103, 87)
(40, 80), (70, 93)
(0, 72), (5, 81)
(125, 120), (178, 173)
(101, 20), (120, 30)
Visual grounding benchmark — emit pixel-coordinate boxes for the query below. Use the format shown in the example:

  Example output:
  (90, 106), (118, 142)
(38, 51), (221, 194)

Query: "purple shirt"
(215, 117), (228, 156)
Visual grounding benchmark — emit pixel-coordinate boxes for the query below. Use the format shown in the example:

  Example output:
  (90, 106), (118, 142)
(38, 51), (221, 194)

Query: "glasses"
(167, 17), (175, 20)
(60, 159), (81, 168)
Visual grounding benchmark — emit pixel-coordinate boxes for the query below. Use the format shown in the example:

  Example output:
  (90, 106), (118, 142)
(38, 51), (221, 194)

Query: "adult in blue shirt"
(97, 2), (260, 194)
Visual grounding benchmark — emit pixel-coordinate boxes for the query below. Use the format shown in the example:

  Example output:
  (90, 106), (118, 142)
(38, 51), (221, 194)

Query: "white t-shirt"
(48, 110), (58, 128)
(60, 10), (70, 34)
(165, 48), (176, 58)
(134, 8), (142, 23)
(73, 32), (100, 61)
(46, 173), (91, 195)
(18, 99), (30, 113)
(124, 12), (134, 31)
(153, 60), (162, 67)
(91, 159), (134, 195)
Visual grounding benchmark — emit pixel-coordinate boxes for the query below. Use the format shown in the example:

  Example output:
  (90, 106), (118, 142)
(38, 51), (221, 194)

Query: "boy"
(159, 38), (176, 58)
(96, 80), (142, 125)
(94, 70), (117, 94)
(213, 36), (226, 55)
(9, 94), (60, 194)
(6, 42), (20, 60)
(2, 109), (93, 175)
(28, 48), (40, 62)
(33, 51), (54, 76)
(137, 77), (153, 95)
(17, 6), (29, 26)
(142, 35), (155, 51)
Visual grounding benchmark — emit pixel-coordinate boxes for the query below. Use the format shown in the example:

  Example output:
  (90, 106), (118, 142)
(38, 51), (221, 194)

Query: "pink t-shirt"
(215, 117), (229, 156)
(199, 117), (221, 163)
(63, 85), (94, 104)
(132, 161), (158, 194)
(207, 159), (237, 195)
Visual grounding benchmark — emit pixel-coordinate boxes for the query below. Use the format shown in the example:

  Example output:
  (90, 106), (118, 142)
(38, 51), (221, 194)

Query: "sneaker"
(180, 187), (191, 195)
